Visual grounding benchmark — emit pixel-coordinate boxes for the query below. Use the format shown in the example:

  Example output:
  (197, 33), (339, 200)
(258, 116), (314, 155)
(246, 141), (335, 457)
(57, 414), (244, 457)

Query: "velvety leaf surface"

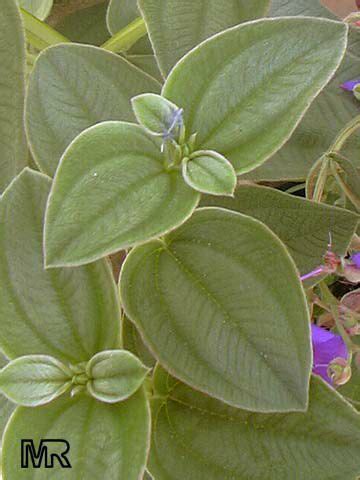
(339, 367), (360, 410)
(149, 370), (360, 480)
(0, 355), (71, 407)
(120, 208), (311, 412)
(249, 0), (360, 181)
(139, 0), (270, 76)
(0, 0), (27, 192)
(107, 0), (152, 54)
(19, 0), (53, 19)
(56, 2), (110, 46)
(125, 54), (163, 82)
(183, 151), (237, 196)
(86, 350), (149, 403)
(163, 18), (347, 175)
(26, 44), (161, 176)
(45, 122), (200, 267)
(0, 169), (121, 363)
(122, 316), (156, 368)
(0, 353), (15, 447)
(2, 389), (150, 479)
(202, 184), (359, 281)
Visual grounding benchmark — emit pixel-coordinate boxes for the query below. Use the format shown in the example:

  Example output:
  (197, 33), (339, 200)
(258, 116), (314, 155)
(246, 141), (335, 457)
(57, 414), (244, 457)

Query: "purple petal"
(311, 325), (348, 385)
(350, 252), (360, 268)
(340, 80), (360, 91)
(300, 267), (324, 281)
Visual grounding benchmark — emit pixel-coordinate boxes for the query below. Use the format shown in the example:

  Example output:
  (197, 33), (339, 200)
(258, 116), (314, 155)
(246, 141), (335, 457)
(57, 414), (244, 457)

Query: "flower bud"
(327, 357), (352, 386)
(339, 305), (360, 335)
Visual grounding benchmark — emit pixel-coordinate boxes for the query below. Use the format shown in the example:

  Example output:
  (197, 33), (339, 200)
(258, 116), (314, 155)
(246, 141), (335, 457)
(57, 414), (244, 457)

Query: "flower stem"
(101, 18), (147, 53)
(329, 114), (360, 154)
(312, 156), (329, 202)
(21, 8), (70, 51)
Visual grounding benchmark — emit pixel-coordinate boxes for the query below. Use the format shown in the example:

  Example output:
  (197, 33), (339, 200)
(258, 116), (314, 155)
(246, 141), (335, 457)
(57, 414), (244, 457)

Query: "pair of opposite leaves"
(40, 17), (350, 413)
(1, 169), (359, 480)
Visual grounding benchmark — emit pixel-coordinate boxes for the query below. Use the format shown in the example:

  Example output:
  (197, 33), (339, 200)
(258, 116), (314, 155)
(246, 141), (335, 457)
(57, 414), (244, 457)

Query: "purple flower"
(350, 252), (360, 268)
(340, 79), (360, 91)
(311, 324), (348, 385)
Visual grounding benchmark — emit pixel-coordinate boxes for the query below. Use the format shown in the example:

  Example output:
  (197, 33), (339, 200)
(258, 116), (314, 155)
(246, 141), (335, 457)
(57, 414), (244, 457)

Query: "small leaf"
(0, 355), (71, 407)
(3, 390), (150, 479)
(201, 184), (359, 285)
(45, 122), (200, 267)
(163, 18), (348, 175)
(182, 151), (236, 196)
(0, 0), (27, 192)
(19, 0), (53, 19)
(0, 169), (121, 363)
(120, 208), (311, 412)
(86, 350), (149, 403)
(149, 369), (360, 480)
(139, 0), (270, 76)
(26, 44), (161, 176)
(132, 93), (181, 136)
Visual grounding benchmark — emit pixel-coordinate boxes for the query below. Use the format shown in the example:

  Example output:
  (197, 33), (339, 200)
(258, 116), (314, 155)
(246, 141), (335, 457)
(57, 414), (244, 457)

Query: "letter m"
(21, 439), (71, 469)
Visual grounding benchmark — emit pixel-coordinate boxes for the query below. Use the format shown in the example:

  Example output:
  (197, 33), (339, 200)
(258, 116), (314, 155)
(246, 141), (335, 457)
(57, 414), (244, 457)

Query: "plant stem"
(312, 156), (329, 202)
(329, 114), (360, 154)
(101, 17), (147, 53)
(21, 8), (70, 51)
(329, 160), (360, 211)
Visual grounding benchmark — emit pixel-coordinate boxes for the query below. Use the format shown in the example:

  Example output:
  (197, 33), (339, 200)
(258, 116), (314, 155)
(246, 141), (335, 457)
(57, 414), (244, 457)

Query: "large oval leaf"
(149, 369), (360, 480)
(2, 389), (150, 479)
(245, 0), (360, 181)
(139, 0), (270, 76)
(202, 184), (359, 283)
(0, 0), (27, 192)
(163, 17), (347, 175)
(25, 44), (161, 177)
(120, 208), (311, 412)
(45, 122), (200, 267)
(0, 168), (121, 363)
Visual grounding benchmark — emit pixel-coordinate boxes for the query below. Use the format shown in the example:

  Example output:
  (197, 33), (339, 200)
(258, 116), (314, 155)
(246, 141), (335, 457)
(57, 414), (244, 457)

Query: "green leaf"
(0, 355), (72, 407)
(25, 44), (161, 177)
(201, 184), (359, 284)
(56, 2), (110, 46)
(86, 350), (149, 403)
(183, 151), (236, 196)
(125, 54), (163, 82)
(249, 0), (360, 181)
(2, 389), (150, 479)
(123, 316), (156, 368)
(339, 367), (360, 410)
(107, 0), (153, 54)
(19, 0), (53, 19)
(149, 370), (360, 480)
(139, 0), (270, 76)
(132, 93), (181, 135)
(0, 168), (121, 363)
(0, 0), (27, 192)
(45, 122), (200, 267)
(120, 208), (311, 412)
(0, 352), (15, 447)
(163, 18), (347, 175)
